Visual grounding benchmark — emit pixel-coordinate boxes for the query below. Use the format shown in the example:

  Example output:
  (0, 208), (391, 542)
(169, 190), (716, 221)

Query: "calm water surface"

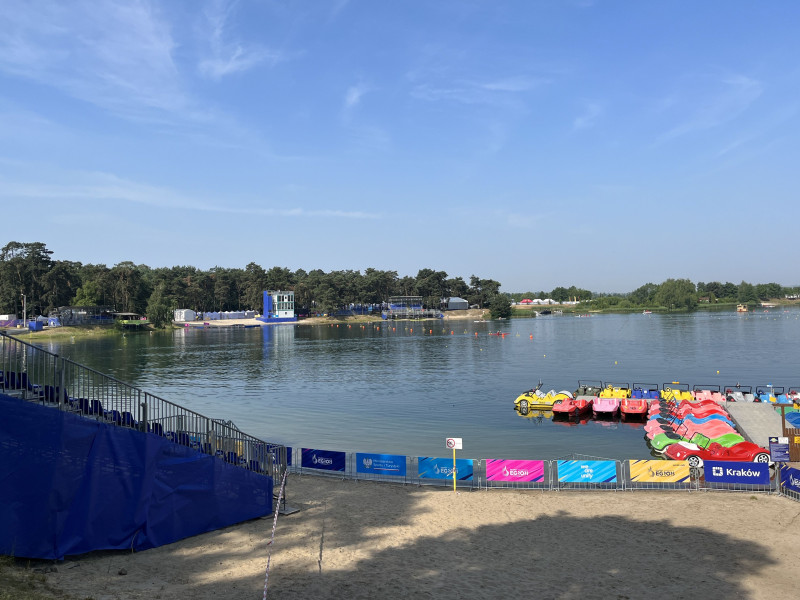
(39, 310), (800, 460)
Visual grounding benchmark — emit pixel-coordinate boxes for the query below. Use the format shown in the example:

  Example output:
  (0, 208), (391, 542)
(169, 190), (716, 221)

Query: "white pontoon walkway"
(725, 403), (784, 449)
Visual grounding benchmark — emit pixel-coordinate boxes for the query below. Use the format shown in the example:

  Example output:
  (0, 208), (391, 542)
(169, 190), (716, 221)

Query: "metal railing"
(0, 331), (287, 480)
(287, 448), (788, 494)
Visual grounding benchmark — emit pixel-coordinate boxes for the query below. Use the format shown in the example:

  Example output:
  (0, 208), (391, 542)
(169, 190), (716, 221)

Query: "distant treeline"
(1, 242), (796, 327)
(511, 279), (799, 311)
(0, 242), (501, 326)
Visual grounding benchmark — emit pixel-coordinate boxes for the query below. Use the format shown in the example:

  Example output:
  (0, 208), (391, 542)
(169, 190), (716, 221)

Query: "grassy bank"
(2, 325), (134, 340)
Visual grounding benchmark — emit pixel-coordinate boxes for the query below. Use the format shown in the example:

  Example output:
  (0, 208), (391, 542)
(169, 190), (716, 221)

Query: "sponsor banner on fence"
(704, 461), (770, 485)
(356, 452), (407, 477)
(485, 459), (545, 482)
(557, 460), (617, 483)
(301, 448), (346, 472)
(417, 457), (473, 480)
(628, 460), (691, 483)
(780, 466), (800, 494)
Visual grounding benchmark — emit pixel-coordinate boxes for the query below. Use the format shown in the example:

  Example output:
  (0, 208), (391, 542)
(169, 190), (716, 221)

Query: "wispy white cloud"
(478, 76), (549, 92)
(344, 84), (370, 110)
(0, 168), (381, 220)
(573, 102), (602, 130)
(411, 75), (547, 109)
(656, 74), (763, 143)
(0, 1), (187, 117)
(197, 0), (283, 80)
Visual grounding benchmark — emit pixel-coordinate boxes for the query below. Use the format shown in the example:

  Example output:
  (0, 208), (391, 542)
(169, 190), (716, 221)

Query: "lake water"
(37, 309), (800, 460)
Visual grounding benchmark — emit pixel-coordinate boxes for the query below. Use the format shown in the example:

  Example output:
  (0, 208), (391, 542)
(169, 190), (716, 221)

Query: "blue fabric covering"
(786, 412), (800, 428)
(0, 393), (273, 559)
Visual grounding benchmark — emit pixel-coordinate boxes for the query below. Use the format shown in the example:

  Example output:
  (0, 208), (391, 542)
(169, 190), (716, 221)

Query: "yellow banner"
(628, 460), (691, 483)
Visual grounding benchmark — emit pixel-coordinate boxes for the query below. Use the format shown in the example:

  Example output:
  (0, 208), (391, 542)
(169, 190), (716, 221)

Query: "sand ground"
(42, 475), (800, 600)
(176, 308), (490, 327)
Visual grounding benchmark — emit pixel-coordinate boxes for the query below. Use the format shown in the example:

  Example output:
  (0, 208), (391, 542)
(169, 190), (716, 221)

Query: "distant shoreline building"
(258, 290), (297, 323)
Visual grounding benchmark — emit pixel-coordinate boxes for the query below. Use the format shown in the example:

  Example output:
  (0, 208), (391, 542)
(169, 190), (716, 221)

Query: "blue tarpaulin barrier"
(0, 393), (273, 559)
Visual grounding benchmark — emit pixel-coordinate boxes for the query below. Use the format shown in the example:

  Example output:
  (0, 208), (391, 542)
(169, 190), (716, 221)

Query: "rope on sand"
(262, 469), (289, 600)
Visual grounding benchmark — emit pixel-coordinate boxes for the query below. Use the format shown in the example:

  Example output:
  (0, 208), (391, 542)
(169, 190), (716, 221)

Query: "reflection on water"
(41, 309), (800, 460)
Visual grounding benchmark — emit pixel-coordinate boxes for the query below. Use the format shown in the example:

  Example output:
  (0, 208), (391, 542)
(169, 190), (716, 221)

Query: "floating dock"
(725, 403), (784, 448)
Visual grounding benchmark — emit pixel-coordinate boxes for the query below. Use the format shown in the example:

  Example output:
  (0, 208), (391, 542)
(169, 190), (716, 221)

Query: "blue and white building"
(258, 290), (297, 323)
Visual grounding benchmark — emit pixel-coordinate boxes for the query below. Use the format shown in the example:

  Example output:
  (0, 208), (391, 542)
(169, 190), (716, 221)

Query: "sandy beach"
(41, 474), (799, 600)
(176, 308), (491, 328)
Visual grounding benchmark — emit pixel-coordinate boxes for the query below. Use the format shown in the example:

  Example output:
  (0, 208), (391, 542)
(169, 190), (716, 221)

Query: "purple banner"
(485, 459), (545, 482)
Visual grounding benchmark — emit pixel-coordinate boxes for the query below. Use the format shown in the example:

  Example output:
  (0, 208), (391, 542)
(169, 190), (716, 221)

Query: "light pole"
(21, 293), (26, 326)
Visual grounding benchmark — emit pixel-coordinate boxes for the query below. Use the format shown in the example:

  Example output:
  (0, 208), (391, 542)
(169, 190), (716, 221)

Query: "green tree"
(489, 294), (512, 319)
(655, 279), (697, 310)
(467, 276), (501, 308)
(630, 283), (659, 306)
(0, 241), (55, 316)
(720, 282), (738, 300)
(738, 281), (758, 304)
(72, 280), (101, 306)
(109, 261), (148, 313)
(445, 276), (469, 299)
(146, 282), (175, 328)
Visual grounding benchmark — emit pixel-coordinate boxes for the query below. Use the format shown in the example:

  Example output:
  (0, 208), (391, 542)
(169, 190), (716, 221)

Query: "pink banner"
(485, 459), (545, 482)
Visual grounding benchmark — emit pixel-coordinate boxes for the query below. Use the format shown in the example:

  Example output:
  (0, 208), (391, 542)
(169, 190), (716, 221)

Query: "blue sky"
(1, 1), (798, 293)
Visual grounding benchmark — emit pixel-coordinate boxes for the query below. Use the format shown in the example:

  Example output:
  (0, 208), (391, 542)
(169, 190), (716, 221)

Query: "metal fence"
(7, 330), (799, 503)
(287, 448), (796, 495)
(0, 331), (287, 481)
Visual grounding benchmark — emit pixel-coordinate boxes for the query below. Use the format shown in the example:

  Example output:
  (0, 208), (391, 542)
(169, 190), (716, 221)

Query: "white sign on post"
(445, 437), (462, 450)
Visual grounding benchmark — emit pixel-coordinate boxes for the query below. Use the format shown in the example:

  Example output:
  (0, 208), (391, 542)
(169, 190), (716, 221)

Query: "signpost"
(445, 437), (462, 492)
(769, 436), (790, 463)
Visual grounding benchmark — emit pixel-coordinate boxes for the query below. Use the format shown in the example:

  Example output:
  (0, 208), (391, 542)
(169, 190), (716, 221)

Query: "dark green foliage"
(1, 240), (798, 321)
(489, 294), (512, 319)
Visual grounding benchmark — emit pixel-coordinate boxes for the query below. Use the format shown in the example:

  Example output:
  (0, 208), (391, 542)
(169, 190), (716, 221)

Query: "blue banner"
(704, 461), (771, 485)
(557, 460), (617, 483)
(417, 457), (473, 480)
(780, 467), (800, 493)
(0, 393), (273, 559)
(769, 437), (790, 462)
(356, 453), (406, 476)
(301, 448), (346, 472)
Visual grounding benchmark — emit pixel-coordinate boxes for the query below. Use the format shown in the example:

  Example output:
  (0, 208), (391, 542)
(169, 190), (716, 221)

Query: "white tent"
(173, 309), (197, 322)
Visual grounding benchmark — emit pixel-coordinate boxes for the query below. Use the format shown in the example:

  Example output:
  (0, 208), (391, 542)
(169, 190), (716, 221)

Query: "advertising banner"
(485, 459), (545, 482)
(557, 460), (617, 483)
(301, 448), (346, 472)
(780, 466), (800, 494)
(417, 457), (473, 480)
(703, 461), (770, 485)
(356, 452), (407, 477)
(628, 460), (691, 483)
